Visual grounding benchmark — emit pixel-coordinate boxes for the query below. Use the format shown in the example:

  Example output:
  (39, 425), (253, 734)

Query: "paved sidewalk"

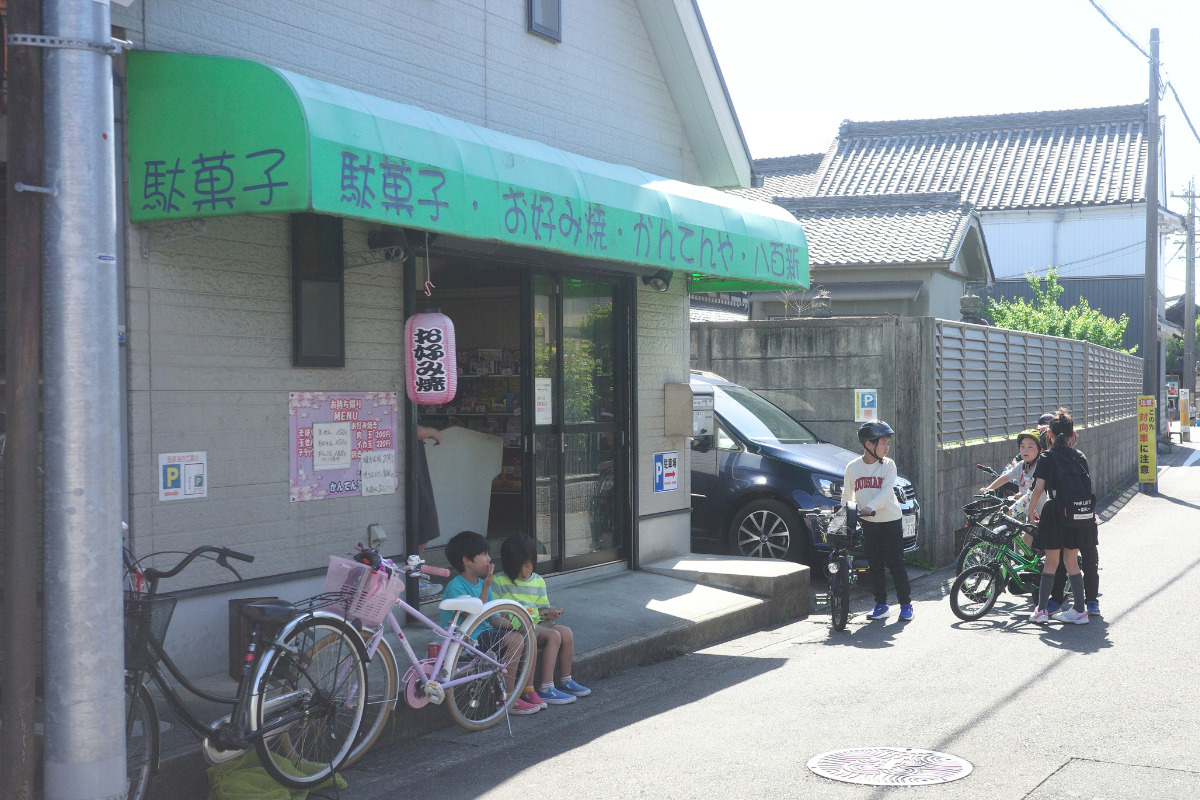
(147, 555), (808, 799)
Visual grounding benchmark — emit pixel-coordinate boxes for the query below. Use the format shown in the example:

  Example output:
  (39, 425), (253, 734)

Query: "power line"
(1165, 81), (1200, 148)
(1085, 0), (1153, 63)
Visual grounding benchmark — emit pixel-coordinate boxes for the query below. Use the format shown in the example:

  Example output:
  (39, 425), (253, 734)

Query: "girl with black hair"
(1026, 408), (1091, 625)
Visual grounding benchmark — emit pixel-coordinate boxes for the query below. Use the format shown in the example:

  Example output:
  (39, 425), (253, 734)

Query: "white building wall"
(112, 0), (702, 184)
(980, 207), (1150, 281)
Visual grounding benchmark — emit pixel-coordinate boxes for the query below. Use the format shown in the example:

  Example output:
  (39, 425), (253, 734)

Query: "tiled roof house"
(744, 104), (1184, 349)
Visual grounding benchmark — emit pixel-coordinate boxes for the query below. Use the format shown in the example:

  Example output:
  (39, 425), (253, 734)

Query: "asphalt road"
(342, 447), (1200, 800)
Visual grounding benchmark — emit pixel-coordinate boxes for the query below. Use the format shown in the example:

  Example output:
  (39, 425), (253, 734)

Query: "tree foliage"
(985, 269), (1135, 354)
(1166, 316), (1200, 375)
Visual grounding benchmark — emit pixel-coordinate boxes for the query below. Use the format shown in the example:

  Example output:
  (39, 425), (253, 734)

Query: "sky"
(695, 0), (1200, 297)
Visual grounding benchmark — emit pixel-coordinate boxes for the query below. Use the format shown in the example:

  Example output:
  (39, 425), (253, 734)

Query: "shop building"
(87, 2), (808, 675)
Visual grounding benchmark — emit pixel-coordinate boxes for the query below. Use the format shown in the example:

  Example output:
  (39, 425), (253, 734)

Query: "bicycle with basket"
(806, 504), (870, 631)
(123, 544), (370, 800)
(322, 545), (538, 767)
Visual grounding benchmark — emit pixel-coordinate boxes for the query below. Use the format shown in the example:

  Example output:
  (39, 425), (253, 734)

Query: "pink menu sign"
(289, 392), (398, 502)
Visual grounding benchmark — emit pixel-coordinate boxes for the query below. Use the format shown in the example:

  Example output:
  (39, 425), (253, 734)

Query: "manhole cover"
(808, 747), (972, 786)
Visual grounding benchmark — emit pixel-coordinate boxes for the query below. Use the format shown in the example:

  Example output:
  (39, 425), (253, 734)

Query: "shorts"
(476, 628), (504, 653)
(1033, 502), (1097, 551)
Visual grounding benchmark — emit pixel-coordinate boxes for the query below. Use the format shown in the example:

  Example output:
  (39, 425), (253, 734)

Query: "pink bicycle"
(329, 547), (536, 765)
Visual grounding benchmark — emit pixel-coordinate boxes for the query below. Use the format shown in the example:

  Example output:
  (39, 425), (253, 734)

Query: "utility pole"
(2, 0), (44, 797)
(1142, 28), (1160, 494)
(1172, 181), (1197, 443)
(40, 0), (125, 798)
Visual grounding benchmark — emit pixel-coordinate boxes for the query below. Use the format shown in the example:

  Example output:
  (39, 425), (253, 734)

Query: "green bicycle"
(949, 511), (1044, 621)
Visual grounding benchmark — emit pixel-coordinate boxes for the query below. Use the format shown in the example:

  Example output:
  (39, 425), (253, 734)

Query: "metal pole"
(1142, 28), (1160, 493)
(40, 0), (124, 797)
(1185, 179), (1196, 441)
(2, 0), (44, 796)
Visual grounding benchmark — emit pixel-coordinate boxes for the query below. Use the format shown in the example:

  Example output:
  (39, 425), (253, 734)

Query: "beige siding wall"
(635, 280), (691, 561)
(128, 216), (406, 588)
(112, 0), (701, 184)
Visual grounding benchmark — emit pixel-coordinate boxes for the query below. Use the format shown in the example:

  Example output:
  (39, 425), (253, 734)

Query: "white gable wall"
(980, 207), (1164, 287)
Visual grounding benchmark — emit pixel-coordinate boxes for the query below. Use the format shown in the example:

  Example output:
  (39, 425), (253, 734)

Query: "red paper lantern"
(405, 311), (458, 406)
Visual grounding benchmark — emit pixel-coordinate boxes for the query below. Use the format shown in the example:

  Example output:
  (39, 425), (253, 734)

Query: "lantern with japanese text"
(405, 311), (458, 405)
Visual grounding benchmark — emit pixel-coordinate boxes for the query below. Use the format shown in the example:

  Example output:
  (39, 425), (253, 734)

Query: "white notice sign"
(535, 378), (553, 425)
(312, 422), (352, 471)
(360, 448), (398, 496)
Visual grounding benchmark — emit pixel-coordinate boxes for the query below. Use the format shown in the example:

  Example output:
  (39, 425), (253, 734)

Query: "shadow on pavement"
(342, 651), (788, 799)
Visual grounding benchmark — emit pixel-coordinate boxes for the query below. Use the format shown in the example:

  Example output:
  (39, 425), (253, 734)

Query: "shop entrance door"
(529, 273), (628, 572)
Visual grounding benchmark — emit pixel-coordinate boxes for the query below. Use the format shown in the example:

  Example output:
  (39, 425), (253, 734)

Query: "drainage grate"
(808, 747), (973, 786)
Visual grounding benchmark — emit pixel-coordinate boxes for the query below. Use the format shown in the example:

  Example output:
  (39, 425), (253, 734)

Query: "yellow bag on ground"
(206, 750), (347, 800)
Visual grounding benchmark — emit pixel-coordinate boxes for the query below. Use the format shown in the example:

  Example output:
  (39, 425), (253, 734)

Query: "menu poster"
(289, 392), (398, 502)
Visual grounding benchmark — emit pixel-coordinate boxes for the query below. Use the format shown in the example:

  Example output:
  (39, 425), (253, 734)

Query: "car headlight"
(814, 476), (842, 499)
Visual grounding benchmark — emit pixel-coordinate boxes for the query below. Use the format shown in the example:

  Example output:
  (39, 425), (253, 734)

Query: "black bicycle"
(806, 504), (870, 631)
(123, 545), (369, 799)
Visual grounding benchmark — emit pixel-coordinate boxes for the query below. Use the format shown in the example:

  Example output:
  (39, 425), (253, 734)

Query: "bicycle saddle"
(438, 596), (483, 615)
(240, 601), (295, 624)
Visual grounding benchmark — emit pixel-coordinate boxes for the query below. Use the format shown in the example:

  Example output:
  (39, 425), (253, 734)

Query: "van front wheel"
(729, 499), (802, 560)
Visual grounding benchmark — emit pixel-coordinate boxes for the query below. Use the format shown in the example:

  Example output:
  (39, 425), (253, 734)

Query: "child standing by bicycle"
(980, 429), (1046, 549)
(843, 421), (912, 621)
(492, 535), (590, 707)
(1027, 409), (1093, 625)
(442, 531), (541, 715)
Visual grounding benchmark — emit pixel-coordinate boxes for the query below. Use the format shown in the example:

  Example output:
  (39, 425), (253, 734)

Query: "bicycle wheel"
(343, 634), (398, 766)
(125, 675), (158, 800)
(446, 601), (535, 731)
(950, 565), (1001, 621)
(829, 555), (850, 631)
(955, 525), (998, 574)
(251, 616), (367, 789)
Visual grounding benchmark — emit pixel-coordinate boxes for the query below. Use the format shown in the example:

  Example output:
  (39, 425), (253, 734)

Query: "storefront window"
(291, 213), (344, 367)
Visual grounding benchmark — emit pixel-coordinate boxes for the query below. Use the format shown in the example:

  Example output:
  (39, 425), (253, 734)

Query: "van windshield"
(713, 384), (820, 445)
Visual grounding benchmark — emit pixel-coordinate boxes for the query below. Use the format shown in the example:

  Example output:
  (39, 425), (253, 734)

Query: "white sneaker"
(1029, 608), (1050, 624)
(1053, 607), (1089, 625)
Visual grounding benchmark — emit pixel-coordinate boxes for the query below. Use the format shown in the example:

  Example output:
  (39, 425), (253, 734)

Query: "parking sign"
(855, 389), (878, 422)
(653, 451), (678, 493)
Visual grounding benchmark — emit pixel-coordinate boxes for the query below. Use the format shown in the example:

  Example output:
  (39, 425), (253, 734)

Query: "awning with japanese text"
(126, 51), (807, 290)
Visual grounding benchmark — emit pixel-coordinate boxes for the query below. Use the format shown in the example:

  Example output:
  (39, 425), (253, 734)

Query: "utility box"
(665, 382), (714, 439)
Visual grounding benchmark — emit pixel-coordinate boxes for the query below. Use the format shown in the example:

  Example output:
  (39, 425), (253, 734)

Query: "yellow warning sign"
(1137, 396), (1156, 483)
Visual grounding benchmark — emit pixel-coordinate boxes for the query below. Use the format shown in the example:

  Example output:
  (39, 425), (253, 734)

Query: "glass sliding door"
(527, 272), (627, 572)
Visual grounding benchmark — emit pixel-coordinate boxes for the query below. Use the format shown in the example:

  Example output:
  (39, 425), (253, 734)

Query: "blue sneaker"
(866, 604), (890, 620)
(537, 686), (576, 705)
(898, 604), (913, 621)
(1046, 600), (1061, 614)
(556, 678), (591, 697)
(1087, 600), (1101, 616)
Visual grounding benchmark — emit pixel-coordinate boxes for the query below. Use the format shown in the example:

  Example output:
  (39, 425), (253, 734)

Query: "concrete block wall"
(933, 417), (1136, 564)
(692, 318), (1138, 566)
(111, 0), (701, 185)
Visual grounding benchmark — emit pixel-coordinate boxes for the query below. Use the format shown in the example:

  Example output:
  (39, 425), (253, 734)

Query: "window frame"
(291, 213), (345, 368)
(527, 0), (562, 42)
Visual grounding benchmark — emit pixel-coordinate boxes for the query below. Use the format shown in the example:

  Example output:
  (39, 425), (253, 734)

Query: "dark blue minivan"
(689, 370), (919, 561)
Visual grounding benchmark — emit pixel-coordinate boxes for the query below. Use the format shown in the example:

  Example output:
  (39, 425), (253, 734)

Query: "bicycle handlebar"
(142, 545), (255, 582)
(353, 544), (451, 578)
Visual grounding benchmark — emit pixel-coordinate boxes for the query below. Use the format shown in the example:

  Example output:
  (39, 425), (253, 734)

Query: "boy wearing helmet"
(843, 421), (912, 621)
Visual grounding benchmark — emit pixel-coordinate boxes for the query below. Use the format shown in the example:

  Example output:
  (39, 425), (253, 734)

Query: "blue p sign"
(163, 464), (181, 490)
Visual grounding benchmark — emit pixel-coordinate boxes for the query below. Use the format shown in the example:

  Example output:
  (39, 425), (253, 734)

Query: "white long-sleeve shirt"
(842, 455), (902, 522)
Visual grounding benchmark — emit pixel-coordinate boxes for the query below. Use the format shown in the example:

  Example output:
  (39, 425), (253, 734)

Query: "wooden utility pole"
(2, 0), (44, 797)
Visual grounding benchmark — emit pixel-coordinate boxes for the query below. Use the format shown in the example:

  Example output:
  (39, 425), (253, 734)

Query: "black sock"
(1038, 573), (1055, 611)
(1069, 573), (1085, 613)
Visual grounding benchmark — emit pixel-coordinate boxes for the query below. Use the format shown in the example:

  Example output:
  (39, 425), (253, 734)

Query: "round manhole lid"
(808, 747), (972, 786)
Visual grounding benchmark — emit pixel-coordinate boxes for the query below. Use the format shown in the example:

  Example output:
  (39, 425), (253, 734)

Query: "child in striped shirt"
(492, 535), (591, 707)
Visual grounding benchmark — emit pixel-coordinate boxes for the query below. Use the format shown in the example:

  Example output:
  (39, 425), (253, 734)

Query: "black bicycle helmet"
(858, 420), (895, 445)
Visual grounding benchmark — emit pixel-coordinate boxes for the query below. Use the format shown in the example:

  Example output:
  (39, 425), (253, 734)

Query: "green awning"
(126, 51), (807, 290)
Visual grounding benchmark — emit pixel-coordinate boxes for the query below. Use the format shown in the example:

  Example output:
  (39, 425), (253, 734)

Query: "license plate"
(902, 514), (917, 538)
